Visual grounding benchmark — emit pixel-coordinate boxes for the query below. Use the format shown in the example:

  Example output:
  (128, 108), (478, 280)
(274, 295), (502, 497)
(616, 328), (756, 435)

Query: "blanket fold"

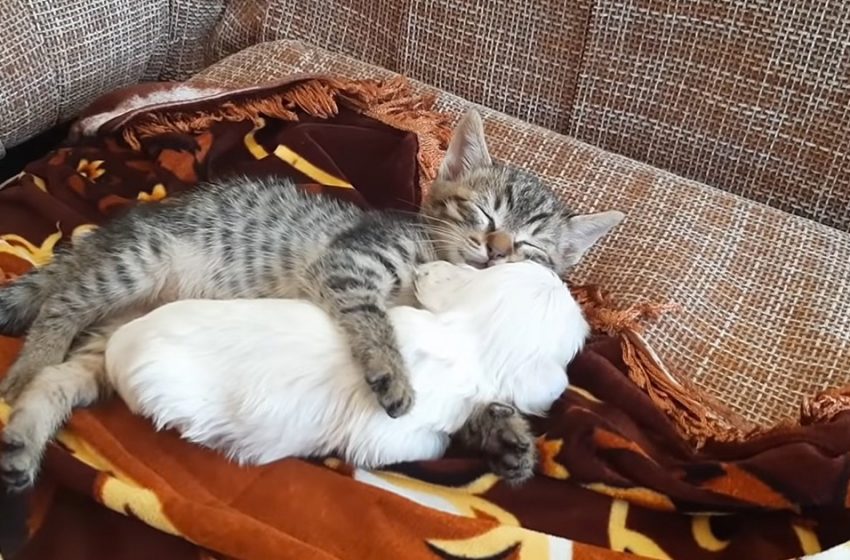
(1, 75), (850, 560)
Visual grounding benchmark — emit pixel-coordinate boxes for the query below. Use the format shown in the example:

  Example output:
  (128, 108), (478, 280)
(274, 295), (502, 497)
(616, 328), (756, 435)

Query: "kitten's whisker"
(421, 216), (465, 230)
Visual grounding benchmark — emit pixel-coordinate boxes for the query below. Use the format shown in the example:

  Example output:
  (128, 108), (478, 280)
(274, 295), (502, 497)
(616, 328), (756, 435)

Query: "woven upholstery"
(144, 0), (227, 81)
(212, 0), (850, 231)
(572, 0), (850, 231)
(208, 0), (592, 133)
(190, 40), (850, 426)
(6, 0), (846, 231)
(0, 0), (224, 153)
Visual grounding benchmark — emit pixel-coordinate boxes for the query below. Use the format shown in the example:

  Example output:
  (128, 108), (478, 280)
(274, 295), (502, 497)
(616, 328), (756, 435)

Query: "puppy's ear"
(414, 262), (477, 312)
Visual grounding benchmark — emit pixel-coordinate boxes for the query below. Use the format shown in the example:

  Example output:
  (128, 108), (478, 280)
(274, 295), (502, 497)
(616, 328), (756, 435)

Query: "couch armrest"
(0, 0), (225, 154)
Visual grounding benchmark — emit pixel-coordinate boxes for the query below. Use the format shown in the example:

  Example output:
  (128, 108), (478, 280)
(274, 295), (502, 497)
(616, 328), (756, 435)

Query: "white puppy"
(105, 261), (588, 479)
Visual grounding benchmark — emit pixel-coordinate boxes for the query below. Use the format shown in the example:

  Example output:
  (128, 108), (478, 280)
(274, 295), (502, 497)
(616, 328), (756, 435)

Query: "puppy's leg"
(457, 402), (536, 485)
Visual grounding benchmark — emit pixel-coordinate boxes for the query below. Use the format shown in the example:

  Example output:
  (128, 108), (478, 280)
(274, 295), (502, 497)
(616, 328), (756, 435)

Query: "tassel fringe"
(121, 76), (453, 186)
(801, 385), (850, 424)
(570, 284), (753, 446)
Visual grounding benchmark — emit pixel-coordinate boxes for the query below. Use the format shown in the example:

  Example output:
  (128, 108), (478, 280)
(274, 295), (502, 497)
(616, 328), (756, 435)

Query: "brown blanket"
(1, 75), (850, 560)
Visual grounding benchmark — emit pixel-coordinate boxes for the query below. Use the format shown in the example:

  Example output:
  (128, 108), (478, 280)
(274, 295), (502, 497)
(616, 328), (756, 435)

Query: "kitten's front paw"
(1, 429), (40, 492)
(366, 362), (414, 418)
(479, 403), (536, 485)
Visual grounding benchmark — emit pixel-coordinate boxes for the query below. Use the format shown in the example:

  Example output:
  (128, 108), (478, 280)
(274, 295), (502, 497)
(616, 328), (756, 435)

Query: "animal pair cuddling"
(107, 260), (588, 478)
(0, 108), (623, 490)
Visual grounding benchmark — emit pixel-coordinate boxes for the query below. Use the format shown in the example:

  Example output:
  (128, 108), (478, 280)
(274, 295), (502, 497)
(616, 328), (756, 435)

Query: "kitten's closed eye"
(474, 205), (496, 232)
(519, 247), (555, 268)
(514, 240), (543, 251)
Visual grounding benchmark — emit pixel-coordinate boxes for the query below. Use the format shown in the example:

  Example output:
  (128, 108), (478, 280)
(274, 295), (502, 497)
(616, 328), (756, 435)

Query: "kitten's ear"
(437, 109), (492, 182)
(563, 210), (625, 266)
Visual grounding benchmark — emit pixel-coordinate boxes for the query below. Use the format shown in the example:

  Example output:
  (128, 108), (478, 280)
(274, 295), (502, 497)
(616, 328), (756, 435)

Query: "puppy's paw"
(478, 403), (536, 485)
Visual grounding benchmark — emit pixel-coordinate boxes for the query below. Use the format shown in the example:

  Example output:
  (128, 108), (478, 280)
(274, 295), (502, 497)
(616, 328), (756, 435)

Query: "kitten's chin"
(461, 255), (490, 269)
(436, 247), (481, 268)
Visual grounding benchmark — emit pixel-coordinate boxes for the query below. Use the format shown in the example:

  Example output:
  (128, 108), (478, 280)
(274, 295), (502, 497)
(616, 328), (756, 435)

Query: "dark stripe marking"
(325, 275), (376, 292)
(339, 302), (382, 315)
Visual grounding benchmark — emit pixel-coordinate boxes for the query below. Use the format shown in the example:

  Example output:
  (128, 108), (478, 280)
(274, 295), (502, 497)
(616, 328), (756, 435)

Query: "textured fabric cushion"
(190, 40), (850, 426)
(143, 0), (226, 82)
(570, 0), (850, 231)
(209, 0), (592, 133)
(210, 0), (850, 233)
(0, 0), (224, 153)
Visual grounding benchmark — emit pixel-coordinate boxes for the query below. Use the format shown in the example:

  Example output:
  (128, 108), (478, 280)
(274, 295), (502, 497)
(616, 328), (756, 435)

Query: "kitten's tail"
(0, 268), (54, 336)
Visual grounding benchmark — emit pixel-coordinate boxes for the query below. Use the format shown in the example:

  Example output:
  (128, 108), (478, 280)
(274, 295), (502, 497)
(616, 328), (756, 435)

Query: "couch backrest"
(0, 0), (224, 157)
(571, 0), (850, 232)
(211, 0), (593, 133)
(212, 0), (850, 231)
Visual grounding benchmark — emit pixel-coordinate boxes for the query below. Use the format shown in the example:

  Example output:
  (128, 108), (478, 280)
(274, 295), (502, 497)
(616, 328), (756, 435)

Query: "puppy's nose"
(486, 231), (513, 260)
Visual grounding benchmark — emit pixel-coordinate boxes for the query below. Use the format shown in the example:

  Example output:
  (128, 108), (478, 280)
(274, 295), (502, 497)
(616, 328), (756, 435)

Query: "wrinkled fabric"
(1, 78), (849, 560)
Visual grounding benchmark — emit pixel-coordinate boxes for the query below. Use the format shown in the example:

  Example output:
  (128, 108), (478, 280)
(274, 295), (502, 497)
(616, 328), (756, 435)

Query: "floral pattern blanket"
(1, 75), (850, 560)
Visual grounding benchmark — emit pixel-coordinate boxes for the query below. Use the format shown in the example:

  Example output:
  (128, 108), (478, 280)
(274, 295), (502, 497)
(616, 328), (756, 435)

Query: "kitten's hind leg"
(457, 403), (537, 485)
(0, 268), (54, 337)
(0, 253), (161, 401)
(1, 337), (108, 491)
(0, 297), (94, 401)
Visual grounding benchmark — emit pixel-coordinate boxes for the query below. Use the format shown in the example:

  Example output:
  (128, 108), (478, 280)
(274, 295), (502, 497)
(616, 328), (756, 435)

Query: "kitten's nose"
(486, 231), (513, 260)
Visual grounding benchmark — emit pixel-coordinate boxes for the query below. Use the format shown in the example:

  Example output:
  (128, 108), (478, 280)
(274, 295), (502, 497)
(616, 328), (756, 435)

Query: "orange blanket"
(2, 75), (850, 560)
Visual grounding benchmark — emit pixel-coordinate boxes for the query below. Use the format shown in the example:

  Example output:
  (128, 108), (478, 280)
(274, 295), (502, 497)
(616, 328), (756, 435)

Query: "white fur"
(105, 261), (588, 468)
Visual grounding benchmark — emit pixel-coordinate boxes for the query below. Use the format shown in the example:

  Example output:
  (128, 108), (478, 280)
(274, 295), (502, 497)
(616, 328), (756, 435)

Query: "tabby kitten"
(0, 109), (623, 490)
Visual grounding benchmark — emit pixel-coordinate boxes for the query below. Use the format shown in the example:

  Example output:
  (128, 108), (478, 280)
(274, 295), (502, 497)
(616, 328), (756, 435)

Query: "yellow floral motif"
(71, 224), (99, 243)
(243, 118), (271, 159)
(570, 385), (602, 403)
(272, 145), (353, 189)
(585, 483), (675, 511)
(76, 158), (106, 181)
(608, 500), (672, 559)
(29, 173), (48, 192)
(0, 223), (98, 269)
(691, 516), (730, 552)
(368, 471), (518, 525)
(537, 436), (569, 480)
(363, 471), (569, 559)
(98, 476), (181, 536)
(323, 457), (343, 469)
(58, 430), (180, 536)
(0, 401), (179, 537)
(793, 524), (822, 556)
(428, 524), (569, 560)
(0, 224), (63, 267)
(244, 117), (353, 188)
(137, 183), (168, 202)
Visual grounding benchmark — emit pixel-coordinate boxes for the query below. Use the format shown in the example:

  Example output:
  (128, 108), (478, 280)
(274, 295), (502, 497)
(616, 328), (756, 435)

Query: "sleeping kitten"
(0, 109), (624, 490)
(105, 261), (588, 479)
